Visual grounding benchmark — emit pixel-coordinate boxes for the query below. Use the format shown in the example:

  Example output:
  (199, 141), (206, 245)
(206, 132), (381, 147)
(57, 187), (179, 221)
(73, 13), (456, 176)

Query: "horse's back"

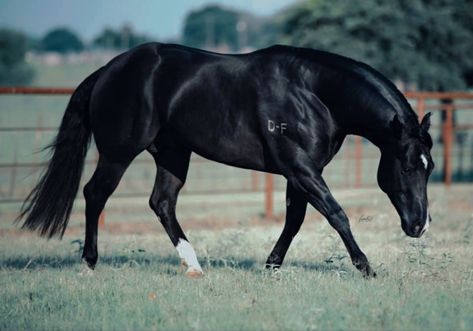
(86, 43), (328, 173)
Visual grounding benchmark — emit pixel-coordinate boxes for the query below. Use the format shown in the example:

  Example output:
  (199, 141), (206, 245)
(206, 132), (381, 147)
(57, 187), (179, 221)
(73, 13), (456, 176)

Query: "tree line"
(0, 24), (150, 84)
(1, 0), (472, 90)
(182, 0), (473, 91)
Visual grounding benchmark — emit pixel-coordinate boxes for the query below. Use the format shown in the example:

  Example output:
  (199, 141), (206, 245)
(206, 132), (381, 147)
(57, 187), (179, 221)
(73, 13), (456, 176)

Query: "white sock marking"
(420, 154), (428, 170)
(176, 239), (203, 273)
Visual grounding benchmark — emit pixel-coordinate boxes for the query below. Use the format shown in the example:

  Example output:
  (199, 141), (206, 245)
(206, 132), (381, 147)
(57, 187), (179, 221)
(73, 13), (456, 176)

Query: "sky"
(0, 0), (296, 41)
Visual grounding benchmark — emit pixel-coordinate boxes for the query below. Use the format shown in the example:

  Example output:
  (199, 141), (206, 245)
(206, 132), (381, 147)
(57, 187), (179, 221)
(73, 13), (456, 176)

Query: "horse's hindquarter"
(90, 43), (162, 156)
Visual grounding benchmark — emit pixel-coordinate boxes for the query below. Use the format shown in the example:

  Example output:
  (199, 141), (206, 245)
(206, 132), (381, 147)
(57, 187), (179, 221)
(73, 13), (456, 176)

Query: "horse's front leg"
(266, 182), (307, 269)
(291, 171), (376, 278)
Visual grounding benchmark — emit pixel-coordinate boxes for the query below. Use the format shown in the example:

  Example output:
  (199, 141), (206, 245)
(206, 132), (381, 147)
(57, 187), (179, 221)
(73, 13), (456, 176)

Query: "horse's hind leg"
(148, 145), (203, 277)
(266, 182), (307, 269)
(82, 154), (134, 269)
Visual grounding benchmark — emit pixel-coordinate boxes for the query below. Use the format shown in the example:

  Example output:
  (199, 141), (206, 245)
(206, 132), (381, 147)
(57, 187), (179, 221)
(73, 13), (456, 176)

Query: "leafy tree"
(451, 0), (473, 87)
(93, 24), (149, 50)
(0, 28), (34, 85)
(41, 27), (84, 53)
(183, 5), (240, 50)
(251, 14), (286, 49)
(93, 28), (120, 49)
(280, 0), (473, 90)
(181, 4), (286, 51)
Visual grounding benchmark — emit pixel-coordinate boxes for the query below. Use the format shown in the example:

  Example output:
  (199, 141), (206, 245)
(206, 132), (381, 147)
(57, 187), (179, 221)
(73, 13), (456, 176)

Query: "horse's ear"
(390, 114), (403, 137)
(420, 112), (432, 132)
(420, 112), (433, 149)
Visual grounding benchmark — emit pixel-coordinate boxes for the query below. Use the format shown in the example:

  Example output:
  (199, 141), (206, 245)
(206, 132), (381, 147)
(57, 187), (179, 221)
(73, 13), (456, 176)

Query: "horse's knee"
(326, 208), (351, 231)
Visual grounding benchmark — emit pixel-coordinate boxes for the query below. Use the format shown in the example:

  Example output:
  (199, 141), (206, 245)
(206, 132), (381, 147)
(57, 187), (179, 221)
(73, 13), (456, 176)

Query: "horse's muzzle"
(402, 216), (430, 238)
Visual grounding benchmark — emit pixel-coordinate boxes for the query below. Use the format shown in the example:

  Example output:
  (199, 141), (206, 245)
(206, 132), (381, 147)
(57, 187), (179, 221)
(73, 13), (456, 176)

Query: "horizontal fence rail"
(0, 87), (74, 94)
(1, 87), (473, 219)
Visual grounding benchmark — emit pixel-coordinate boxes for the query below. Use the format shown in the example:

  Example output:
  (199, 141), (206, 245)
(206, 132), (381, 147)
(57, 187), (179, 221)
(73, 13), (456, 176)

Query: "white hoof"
(185, 267), (204, 278)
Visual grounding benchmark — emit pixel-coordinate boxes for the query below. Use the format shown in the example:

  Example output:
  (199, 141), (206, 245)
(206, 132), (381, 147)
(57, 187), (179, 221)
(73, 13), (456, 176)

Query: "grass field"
(1, 185), (472, 330)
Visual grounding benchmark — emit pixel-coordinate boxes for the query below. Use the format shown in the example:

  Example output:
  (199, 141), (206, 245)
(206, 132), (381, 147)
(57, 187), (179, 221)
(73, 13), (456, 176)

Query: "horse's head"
(377, 113), (434, 237)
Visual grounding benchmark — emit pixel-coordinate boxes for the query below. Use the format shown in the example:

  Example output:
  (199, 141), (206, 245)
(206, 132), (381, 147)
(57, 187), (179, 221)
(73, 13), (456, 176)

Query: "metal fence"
(1, 87), (472, 218)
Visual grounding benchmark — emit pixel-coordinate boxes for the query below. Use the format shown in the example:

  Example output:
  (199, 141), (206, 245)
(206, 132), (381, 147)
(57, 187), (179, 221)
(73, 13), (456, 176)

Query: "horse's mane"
(269, 45), (428, 142)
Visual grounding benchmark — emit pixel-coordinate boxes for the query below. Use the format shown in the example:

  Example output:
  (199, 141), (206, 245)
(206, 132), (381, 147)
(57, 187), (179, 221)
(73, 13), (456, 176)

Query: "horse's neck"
(292, 53), (417, 149)
(341, 103), (414, 151)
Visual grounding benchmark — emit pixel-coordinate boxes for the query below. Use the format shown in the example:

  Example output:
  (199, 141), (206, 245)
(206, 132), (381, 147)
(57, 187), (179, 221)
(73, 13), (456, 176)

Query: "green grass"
(1, 185), (473, 330)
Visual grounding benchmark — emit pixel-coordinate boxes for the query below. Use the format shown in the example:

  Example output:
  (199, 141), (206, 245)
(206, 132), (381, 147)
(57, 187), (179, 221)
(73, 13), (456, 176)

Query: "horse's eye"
(402, 167), (412, 174)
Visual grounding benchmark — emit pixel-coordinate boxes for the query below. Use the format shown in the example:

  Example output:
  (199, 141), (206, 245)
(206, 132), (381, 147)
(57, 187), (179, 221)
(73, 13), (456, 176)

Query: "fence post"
(251, 171), (259, 191)
(265, 173), (274, 218)
(98, 212), (106, 229)
(344, 136), (350, 187)
(443, 104), (454, 186)
(354, 136), (362, 188)
(9, 142), (18, 197)
(417, 96), (425, 119)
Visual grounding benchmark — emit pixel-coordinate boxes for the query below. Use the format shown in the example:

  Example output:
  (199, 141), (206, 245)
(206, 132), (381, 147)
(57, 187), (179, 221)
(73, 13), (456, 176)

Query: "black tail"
(17, 68), (103, 238)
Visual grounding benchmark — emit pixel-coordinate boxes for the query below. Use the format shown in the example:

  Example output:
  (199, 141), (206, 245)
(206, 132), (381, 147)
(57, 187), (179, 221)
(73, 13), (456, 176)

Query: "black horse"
(19, 43), (434, 278)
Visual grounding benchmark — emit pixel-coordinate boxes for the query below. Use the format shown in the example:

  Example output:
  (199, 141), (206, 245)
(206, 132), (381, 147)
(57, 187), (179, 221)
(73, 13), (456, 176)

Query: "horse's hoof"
(81, 256), (96, 270)
(185, 268), (204, 278)
(265, 263), (281, 270)
(362, 266), (377, 279)
(82, 256), (98, 270)
(79, 259), (95, 276)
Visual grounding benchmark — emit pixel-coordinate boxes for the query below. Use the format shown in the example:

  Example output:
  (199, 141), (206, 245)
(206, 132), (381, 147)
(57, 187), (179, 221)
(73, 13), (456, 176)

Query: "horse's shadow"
(0, 254), (348, 274)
